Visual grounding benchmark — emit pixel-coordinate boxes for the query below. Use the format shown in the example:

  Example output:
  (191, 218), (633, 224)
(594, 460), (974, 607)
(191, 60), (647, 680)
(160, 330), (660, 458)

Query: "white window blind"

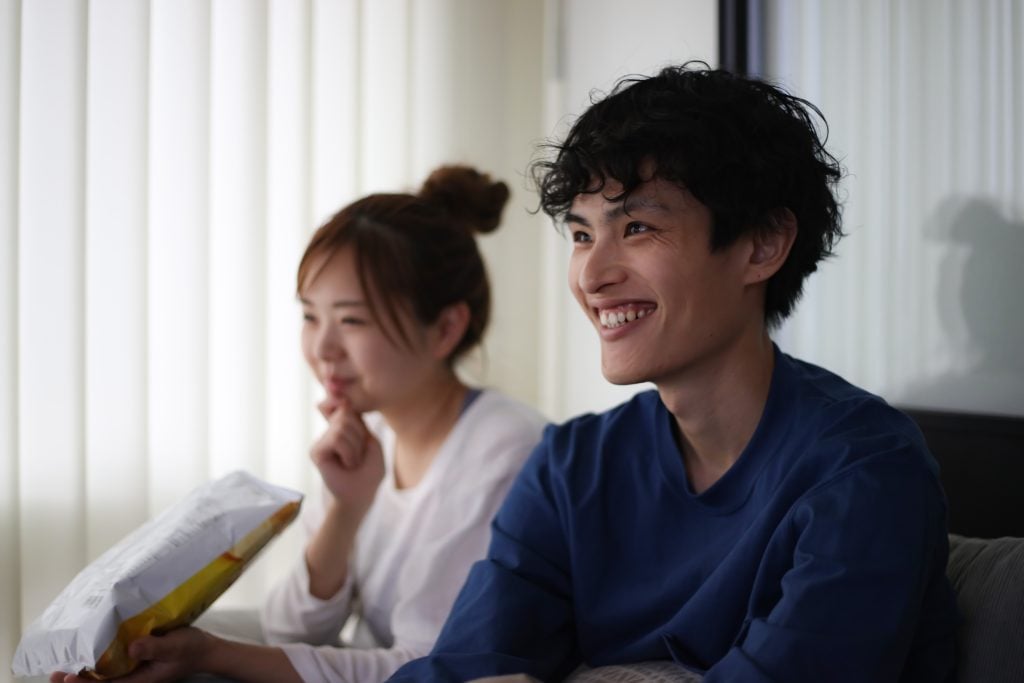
(1, 0), (550, 669)
(766, 0), (1024, 416)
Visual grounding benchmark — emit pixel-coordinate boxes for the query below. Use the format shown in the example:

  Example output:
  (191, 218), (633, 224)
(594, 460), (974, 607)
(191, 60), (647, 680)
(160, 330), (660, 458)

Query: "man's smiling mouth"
(597, 304), (657, 329)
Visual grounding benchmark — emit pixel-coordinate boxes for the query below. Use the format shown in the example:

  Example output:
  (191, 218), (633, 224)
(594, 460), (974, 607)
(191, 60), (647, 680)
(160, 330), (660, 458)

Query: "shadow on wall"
(901, 196), (1024, 416)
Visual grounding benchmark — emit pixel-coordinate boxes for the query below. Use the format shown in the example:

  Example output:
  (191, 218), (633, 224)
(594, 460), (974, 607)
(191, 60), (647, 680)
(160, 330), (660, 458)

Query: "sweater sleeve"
(388, 434), (581, 683)
(275, 475), (515, 683)
(260, 555), (356, 647)
(271, 413), (546, 683)
(704, 450), (953, 683)
(260, 491), (357, 648)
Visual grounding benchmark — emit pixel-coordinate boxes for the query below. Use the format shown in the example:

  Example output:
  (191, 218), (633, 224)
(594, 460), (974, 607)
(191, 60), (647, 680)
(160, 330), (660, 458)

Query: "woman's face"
(299, 247), (438, 414)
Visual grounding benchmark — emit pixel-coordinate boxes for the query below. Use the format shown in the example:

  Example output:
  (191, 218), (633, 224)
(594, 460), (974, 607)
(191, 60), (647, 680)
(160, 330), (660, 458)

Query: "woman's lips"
(325, 377), (354, 398)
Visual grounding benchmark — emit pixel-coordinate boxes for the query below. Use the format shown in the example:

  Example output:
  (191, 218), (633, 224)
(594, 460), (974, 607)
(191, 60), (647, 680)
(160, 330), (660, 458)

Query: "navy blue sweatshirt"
(389, 348), (958, 682)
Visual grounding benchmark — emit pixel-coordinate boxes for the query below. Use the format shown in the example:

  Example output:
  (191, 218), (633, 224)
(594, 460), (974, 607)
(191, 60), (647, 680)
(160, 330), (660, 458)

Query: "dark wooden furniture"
(902, 407), (1024, 539)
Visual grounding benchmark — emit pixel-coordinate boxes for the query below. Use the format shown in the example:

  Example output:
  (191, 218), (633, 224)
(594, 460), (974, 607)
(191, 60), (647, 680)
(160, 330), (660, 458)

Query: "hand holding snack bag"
(48, 627), (214, 683)
(12, 471), (302, 680)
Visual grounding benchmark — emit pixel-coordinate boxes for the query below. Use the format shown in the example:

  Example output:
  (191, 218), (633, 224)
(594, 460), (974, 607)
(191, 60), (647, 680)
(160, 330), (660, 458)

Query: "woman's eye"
(571, 230), (592, 243)
(625, 221), (651, 236)
(340, 317), (366, 326)
(302, 313), (316, 324)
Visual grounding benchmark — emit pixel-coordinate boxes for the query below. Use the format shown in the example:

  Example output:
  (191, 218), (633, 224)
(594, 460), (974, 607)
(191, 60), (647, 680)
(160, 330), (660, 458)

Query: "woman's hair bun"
(418, 165), (510, 234)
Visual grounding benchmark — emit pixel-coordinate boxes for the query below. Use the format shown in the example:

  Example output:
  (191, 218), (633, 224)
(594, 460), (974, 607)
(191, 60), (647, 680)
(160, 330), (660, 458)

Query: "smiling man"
(388, 63), (958, 683)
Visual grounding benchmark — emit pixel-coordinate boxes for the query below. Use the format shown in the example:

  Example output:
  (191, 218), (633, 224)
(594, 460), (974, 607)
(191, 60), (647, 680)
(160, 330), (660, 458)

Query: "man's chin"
(600, 364), (648, 386)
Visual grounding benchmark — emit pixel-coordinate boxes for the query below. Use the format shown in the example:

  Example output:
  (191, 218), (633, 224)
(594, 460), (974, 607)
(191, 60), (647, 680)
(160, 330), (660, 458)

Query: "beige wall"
(456, 0), (719, 422)
(534, 0), (718, 421)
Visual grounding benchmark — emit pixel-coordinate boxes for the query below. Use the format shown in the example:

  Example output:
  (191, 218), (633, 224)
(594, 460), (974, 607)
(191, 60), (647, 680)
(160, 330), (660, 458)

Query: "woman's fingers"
(310, 403), (384, 506)
(313, 402), (370, 470)
(317, 396), (341, 421)
(334, 426), (366, 468)
(311, 425), (363, 471)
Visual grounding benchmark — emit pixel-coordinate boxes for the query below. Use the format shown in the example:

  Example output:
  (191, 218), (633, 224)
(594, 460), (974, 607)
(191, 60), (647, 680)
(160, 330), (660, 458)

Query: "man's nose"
(577, 239), (627, 294)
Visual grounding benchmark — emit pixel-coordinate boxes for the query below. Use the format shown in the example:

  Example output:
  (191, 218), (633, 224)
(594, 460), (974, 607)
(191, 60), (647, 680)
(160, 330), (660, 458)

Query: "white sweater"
(261, 390), (546, 683)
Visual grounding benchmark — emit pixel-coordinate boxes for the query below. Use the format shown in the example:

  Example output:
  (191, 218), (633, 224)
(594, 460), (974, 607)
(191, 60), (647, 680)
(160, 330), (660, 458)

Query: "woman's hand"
(303, 397), (386, 599)
(311, 397), (385, 518)
(49, 627), (214, 683)
(51, 628), (302, 683)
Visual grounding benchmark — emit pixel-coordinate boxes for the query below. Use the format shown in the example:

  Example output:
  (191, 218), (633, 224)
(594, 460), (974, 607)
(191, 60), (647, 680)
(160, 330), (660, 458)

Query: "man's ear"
(430, 301), (471, 361)
(745, 208), (797, 284)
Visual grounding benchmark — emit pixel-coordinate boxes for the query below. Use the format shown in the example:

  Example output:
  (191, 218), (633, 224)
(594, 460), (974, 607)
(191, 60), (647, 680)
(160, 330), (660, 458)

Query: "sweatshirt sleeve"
(704, 450), (953, 683)
(388, 433), (581, 683)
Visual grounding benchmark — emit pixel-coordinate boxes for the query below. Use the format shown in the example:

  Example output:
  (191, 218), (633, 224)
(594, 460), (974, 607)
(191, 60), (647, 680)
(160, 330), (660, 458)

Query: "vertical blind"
(766, 0), (1024, 416)
(1, 0), (549, 669)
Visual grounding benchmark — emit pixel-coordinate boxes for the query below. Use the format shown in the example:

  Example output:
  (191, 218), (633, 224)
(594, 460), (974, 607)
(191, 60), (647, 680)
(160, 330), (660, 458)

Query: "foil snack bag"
(12, 470), (302, 680)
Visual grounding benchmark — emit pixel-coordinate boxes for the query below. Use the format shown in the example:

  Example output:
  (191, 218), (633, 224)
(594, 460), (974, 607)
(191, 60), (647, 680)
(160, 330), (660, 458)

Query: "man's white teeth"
(599, 308), (649, 329)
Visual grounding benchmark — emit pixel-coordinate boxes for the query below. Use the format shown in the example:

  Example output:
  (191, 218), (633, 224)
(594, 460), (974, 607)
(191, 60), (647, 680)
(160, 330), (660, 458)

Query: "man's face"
(567, 177), (759, 389)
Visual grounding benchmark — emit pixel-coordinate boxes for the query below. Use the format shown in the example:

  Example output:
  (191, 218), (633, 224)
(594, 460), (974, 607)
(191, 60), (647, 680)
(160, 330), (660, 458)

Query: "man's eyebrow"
(565, 203), (629, 226)
(565, 211), (590, 227)
(622, 195), (671, 215)
(567, 197), (671, 227)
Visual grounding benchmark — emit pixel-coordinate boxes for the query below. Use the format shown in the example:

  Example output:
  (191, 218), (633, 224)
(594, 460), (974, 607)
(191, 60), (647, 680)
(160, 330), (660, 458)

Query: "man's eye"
(572, 231), (592, 243)
(625, 222), (651, 236)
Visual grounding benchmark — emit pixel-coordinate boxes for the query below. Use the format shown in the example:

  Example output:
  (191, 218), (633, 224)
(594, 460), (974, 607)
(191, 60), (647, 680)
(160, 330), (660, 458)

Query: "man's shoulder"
(759, 352), (937, 485)
(775, 356), (936, 483)
(529, 390), (664, 483)
(782, 351), (879, 405)
(547, 389), (663, 441)
(782, 352), (918, 436)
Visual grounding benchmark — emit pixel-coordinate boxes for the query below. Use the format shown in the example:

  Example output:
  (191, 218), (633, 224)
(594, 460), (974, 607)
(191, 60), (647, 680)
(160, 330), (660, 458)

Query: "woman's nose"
(314, 323), (344, 360)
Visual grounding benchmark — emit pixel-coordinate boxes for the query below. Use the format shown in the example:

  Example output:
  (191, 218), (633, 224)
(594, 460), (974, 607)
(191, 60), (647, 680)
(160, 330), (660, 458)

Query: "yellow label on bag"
(82, 500), (301, 680)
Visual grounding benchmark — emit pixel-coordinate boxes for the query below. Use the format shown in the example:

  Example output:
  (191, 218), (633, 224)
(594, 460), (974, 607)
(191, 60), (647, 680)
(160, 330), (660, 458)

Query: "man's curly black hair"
(531, 62), (844, 329)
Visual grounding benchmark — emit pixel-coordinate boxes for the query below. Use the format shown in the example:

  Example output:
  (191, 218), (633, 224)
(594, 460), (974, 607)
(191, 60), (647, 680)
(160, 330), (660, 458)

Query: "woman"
(51, 165), (546, 683)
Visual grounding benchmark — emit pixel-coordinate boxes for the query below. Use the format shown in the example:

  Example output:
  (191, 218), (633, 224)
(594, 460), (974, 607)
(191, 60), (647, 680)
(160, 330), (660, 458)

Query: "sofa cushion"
(566, 661), (703, 682)
(947, 534), (1024, 683)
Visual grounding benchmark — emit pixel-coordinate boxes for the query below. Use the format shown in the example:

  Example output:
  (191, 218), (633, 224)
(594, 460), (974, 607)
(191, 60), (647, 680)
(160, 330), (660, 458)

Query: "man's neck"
(658, 331), (776, 494)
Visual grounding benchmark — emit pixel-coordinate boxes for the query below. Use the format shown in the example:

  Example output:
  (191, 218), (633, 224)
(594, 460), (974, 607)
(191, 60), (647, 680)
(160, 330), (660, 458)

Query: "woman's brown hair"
(297, 165), (510, 364)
